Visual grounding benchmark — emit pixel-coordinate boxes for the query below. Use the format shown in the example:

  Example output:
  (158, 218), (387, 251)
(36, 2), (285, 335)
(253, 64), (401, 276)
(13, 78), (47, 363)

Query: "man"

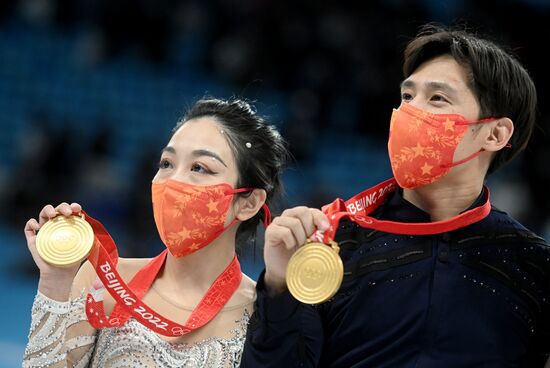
(240, 25), (550, 367)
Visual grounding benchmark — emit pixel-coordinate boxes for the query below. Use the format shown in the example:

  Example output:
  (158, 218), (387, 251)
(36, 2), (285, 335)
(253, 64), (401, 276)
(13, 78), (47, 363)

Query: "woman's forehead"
(169, 117), (234, 161)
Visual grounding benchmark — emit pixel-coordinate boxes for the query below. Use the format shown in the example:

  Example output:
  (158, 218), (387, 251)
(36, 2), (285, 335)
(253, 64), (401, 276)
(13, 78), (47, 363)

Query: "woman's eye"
(158, 159), (172, 169)
(191, 163), (210, 174)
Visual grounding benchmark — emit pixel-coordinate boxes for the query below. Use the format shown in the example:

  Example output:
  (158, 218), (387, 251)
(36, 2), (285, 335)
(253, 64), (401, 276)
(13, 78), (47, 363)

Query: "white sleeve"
(23, 291), (97, 368)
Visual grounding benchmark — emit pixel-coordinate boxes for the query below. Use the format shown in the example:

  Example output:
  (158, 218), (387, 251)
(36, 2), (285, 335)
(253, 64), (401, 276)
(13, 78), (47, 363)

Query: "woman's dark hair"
(173, 97), (289, 243)
(403, 24), (537, 174)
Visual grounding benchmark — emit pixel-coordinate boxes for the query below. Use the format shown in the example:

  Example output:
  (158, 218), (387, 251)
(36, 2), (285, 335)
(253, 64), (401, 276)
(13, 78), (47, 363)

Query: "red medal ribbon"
(82, 211), (242, 337)
(315, 178), (491, 243)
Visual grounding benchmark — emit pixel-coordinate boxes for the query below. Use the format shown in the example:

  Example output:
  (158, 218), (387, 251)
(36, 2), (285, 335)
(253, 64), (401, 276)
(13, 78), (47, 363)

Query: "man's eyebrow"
(191, 149), (227, 167)
(425, 81), (458, 95)
(400, 79), (415, 90)
(400, 79), (458, 96)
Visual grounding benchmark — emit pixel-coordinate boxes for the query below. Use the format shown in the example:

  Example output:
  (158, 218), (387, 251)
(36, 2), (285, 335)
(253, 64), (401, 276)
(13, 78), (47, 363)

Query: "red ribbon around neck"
(314, 178), (491, 243)
(82, 212), (242, 337)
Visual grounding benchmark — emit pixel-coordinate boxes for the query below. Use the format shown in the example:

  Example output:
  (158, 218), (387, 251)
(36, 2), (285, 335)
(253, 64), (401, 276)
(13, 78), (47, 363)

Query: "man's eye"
(431, 95), (448, 102)
(401, 92), (413, 101)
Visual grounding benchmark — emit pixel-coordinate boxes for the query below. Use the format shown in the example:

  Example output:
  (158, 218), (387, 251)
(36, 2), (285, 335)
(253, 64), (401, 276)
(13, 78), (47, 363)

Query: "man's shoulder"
(457, 207), (550, 263)
(484, 206), (547, 244)
(334, 205), (549, 253)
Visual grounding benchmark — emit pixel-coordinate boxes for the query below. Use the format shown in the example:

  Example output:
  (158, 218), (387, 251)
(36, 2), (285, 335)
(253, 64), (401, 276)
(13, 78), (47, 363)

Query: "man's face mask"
(388, 103), (500, 189)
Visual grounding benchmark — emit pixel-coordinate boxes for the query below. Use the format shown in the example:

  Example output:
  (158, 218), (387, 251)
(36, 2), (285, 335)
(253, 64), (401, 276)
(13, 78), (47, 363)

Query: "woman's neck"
(156, 228), (238, 299)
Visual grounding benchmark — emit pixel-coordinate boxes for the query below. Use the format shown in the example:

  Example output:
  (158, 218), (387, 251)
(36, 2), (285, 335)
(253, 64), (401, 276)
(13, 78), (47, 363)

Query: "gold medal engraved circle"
(36, 215), (94, 267)
(286, 240), (344, 304)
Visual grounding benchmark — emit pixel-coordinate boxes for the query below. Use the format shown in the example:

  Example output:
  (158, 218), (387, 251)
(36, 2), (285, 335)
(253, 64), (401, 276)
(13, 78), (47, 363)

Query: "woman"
(22, 98), (288, 367)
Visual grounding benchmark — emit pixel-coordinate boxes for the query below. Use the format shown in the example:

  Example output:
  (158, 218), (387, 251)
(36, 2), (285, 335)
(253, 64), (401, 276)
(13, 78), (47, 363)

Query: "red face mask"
(152, 180), (270, 258)
(387, 103), (500, 189)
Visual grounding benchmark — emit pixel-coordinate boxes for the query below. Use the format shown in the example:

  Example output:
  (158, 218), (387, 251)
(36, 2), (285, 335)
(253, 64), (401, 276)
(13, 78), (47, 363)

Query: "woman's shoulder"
(116, 257), (154, 279)
(75, 257), (153, 279)
(224, 273), (256, 309)
(240, 273), (257, 297)
(70, 257), (153, 297)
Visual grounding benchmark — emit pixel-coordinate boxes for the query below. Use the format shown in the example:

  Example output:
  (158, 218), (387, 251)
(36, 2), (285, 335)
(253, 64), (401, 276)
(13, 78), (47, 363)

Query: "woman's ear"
(483, 117), (514, 152)
(235, 189), (267, 222)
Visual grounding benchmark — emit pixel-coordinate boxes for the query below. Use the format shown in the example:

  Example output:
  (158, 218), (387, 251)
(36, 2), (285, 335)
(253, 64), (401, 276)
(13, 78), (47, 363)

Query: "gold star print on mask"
(412, 143), (426, 157)
(188, 242), (201, 251)
(420, 162), (433, 175)
(168, 227), (191, 244)
(206, 199), (218, 213)
(443, 118), (455, 132)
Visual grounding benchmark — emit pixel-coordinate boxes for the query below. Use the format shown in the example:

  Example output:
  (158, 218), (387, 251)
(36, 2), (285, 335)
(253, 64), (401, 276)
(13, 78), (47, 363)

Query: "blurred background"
(0, 0), (549, 366)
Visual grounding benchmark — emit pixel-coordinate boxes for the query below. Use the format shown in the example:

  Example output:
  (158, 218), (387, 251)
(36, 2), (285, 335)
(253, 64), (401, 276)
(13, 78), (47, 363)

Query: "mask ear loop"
(440, 149), (485, 169)
(440, 143), (512, 169)
(261, 204), (272, 227)
(231, 188), (272, 227)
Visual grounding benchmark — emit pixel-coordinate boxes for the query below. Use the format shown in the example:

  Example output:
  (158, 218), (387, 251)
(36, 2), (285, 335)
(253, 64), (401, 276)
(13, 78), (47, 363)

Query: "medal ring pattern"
(36, 215), (94, 267)
(286, 242), (343, 304)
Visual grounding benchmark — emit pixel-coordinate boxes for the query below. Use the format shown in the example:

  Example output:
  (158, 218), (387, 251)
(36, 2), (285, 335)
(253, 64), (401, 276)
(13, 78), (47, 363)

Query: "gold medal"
(36, 214), (94, 267)
(286, 239), (344, 304)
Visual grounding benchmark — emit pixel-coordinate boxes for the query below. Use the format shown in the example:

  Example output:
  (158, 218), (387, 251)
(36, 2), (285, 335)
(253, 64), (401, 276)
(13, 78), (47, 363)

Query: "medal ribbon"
(82, 211), (242, 337)
(315, 178), (491, 243)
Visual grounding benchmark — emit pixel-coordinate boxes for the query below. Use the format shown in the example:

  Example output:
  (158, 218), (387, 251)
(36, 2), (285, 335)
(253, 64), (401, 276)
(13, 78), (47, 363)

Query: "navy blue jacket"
(241, 189), (550, 367)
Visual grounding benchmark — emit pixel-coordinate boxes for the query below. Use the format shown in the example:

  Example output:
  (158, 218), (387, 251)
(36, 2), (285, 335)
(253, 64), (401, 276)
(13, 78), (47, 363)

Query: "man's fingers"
(266, 223), (300, 250)
(280, 207), (330, 234)
(311, 209), (330, 231)
(272, 216), (308, 247)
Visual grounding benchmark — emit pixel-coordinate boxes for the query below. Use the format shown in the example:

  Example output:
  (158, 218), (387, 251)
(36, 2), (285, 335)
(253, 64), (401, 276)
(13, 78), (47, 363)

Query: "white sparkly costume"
(23, 278), (253, 367)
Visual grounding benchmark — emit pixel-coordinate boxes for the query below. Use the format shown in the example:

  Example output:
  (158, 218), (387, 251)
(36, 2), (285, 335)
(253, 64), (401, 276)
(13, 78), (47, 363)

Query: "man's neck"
(402, 174), (484, 222)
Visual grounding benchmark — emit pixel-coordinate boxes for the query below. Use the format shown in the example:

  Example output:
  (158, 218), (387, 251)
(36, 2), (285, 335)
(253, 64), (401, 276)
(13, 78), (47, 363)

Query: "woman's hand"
(24, 202), (84, 301)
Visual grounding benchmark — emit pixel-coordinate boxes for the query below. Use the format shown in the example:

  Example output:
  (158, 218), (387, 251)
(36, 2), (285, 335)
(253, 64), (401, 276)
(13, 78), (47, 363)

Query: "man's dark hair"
(403, 24), (537, 174)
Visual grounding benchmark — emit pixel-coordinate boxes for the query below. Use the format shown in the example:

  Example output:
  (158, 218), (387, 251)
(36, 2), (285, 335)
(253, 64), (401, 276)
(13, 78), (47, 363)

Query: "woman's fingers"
(38, 205), (56, 226)
(54, 202), (73, 217)
(24, 218), (40, 241)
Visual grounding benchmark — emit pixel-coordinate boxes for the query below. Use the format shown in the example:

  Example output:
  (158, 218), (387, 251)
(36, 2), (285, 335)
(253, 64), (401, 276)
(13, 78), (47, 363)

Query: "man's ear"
(235, 189), (267, 222)
(483, 117), (514, 152)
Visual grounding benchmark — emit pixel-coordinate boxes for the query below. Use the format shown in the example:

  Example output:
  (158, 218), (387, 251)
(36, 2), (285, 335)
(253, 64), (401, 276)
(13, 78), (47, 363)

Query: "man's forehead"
(400, 79), (459, 95)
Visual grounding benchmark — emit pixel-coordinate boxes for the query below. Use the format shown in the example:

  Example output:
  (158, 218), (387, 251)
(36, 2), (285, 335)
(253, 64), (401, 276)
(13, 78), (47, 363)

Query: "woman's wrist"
(38, 273), (75, 302)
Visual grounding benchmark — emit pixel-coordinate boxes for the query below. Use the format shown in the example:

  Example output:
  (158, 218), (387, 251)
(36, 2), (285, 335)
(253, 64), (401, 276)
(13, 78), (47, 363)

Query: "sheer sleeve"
(23, 262), (99, 368)
(23, 291), (96, 367)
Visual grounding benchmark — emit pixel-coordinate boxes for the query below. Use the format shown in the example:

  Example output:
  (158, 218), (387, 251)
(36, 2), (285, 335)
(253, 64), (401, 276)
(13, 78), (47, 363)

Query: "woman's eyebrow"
(160, 146), (228, 167)
(161, 146), (176, 155)
(191, 149), (228, 167)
